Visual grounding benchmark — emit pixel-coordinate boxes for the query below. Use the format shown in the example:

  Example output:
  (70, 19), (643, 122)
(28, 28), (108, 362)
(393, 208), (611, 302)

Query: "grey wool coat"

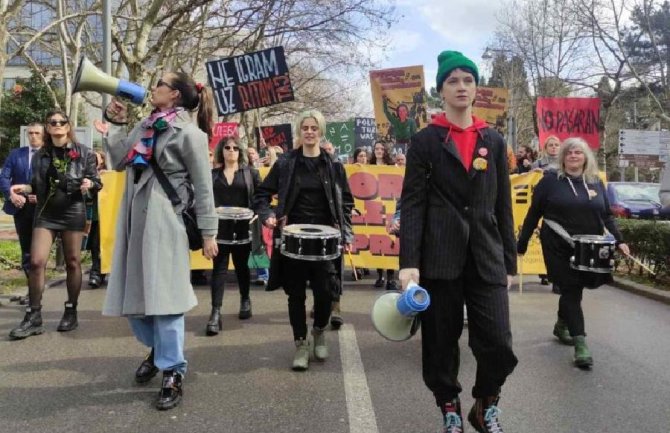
(103, 111), (218, 317)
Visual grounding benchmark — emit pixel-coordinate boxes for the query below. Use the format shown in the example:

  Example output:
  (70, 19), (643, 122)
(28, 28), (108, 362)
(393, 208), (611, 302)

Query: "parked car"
(606, 182), (670, 220)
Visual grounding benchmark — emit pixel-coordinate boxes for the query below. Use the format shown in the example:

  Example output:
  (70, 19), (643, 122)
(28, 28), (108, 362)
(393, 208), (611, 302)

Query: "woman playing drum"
(517, 137), (629, 369)
(253, 109), (354, 371)
(208, 135), (261, 335)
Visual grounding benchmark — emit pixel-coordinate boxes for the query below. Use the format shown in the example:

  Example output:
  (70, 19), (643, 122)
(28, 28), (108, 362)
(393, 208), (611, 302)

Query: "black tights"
(210, 244), (251, 308)
(557, 284), (585, 336)
(28, 228), (83, 307)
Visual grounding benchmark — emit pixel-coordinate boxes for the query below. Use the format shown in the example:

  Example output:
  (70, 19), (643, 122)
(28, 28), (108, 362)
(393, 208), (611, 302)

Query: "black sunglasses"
(224, 145), (240, 151)
(156, 79), (176, 90)
(48, 120), (68, 126)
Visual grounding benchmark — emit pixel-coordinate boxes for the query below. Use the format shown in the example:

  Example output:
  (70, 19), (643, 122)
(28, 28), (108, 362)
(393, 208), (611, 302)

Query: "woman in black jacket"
(253, 109), (354, 371)
(9, 109), (102, 339)
(207, 135), (261, 335)
(517, 137), (629, 368)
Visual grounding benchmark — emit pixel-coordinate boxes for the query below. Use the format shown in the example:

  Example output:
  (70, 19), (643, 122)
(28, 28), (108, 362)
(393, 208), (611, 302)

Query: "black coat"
(252, 148), (354, 290)
(517, 171), (623, 288)
(399, 125), (516, 285)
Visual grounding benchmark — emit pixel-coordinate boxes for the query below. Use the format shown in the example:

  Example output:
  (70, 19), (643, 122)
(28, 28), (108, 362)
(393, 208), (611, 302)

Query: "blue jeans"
(256, 268), (269, 281)
(128, 314), (187, 375)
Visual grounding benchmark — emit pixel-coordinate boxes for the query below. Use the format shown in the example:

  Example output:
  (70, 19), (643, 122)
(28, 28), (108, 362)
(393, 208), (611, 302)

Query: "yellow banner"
(473, 87), (509, 125)
(99, 167), (552, 275)
(510, 172), (547, 275)
(369, 66), (427, 152)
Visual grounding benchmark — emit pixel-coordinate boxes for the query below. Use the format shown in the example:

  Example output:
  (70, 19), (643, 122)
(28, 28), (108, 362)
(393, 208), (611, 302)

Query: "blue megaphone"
(73, 57), (146, 104)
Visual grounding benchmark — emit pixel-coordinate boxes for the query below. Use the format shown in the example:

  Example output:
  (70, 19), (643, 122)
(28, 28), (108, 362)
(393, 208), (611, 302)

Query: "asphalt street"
(0, 279), (669, 433)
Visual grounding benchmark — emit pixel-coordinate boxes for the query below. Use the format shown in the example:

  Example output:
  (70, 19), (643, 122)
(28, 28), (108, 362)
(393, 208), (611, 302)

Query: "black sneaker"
(9, 307), (44, 340)
(156, 370), (183, 410)
(374, 277), (385, 288)
(238, 298), (252, 320)
(468, 396), (504, 433)
(386, 280), (399, 291)
(442, 399), (463, 433)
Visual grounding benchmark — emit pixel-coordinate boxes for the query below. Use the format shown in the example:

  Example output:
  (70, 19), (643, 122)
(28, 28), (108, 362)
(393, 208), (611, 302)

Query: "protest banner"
(206, 46), (294, 116)
(100, 168), (556, 274)
(536, 97), (600, 149)
(369, 66), (428, 153)
(473, 87), (509, 125)
(354, 117), (377, 152)
(325, 121), (355, 157)
(208, 122), (239, 150)
(256, 123), (293, 152)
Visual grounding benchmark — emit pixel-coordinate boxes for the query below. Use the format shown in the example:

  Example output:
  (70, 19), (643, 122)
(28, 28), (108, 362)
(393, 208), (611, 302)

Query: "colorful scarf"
(126, 108), (183, 167)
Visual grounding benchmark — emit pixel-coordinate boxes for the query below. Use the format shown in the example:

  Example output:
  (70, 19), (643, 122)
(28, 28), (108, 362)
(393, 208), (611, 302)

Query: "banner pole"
(256, 109), (263, 149)
(518, 256), (523, 294)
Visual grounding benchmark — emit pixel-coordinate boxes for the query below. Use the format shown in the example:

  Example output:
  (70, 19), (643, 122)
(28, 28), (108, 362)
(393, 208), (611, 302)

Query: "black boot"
(135, 349), (159, 384)
(156, 370), (183, 410)
(238, 297), (252, 320)
(57, 302), (78, 332)
(206, 307), (222, 335)
(468, 396), (504, 433)
(88, 270), (101, 288)
(9, 307), (44, 340)
(441, 398), (464, 433)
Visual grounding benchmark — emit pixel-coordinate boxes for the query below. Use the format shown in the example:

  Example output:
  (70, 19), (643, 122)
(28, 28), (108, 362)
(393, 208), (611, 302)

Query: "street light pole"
(102, 0), (112, 168)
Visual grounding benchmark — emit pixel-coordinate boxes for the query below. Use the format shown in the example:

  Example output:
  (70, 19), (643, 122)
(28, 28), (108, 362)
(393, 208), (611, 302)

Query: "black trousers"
(210, 243), (251, 308)
(557, 284), (585, 336)
(420, 253), (517, 405)
(13, 205), (36, 277)
(88, 219), (101, 275)
(284, 257), (335, 340)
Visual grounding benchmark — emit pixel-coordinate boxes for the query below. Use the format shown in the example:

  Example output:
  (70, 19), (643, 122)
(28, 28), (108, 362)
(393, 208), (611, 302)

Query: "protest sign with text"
(256, 123), (293, 151)
(326, 121), (355, 157)
(206, 46), (294, 116)
(536, 97), (600, 149)
(473, 87), (509, 125)
(354, 117), (376, 151)
(209, 122), (239, 150)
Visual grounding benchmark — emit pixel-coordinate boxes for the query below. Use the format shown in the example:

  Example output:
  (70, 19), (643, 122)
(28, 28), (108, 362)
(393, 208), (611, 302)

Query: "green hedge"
(615, 219), (670, 280)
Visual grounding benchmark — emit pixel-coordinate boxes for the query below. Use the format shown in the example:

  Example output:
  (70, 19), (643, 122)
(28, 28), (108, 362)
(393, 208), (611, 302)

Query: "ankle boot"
(573, 335), (593, 368)
(206, 307), (222, 336)
(468, 396), (504, 433)
(238, 297), (252, 320)
(9, 306), (44, 340)
(552, 318), (574, 345)
(155, 370), (183, 410)
(330, 301), (344, 330)
(135, 349), (159, 384)
(312, 327), (328, 361)
(292, 338), (310, 371)
(57, 302), (78, 332)
(441, 399), (463, 433)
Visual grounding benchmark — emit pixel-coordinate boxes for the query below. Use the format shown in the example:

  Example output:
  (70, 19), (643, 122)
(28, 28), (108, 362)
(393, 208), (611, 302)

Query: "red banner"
(209, 122), (239, 150)
(536, 97), (600, 149)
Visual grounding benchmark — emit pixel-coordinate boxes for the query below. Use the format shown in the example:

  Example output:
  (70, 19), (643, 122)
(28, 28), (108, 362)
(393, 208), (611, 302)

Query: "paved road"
(0, 279), (669, 433)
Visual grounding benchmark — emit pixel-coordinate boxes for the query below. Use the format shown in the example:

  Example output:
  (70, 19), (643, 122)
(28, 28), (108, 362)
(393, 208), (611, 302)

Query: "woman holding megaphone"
(100, 72), (218, 411)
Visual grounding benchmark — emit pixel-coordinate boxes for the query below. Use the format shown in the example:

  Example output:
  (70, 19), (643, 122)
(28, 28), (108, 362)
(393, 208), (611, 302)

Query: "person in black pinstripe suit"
(399, 51), (518, 433)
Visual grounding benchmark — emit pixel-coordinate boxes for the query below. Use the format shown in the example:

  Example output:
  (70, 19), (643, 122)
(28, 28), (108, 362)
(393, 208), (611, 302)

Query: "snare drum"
(569, 235), (616, 273)
(216, 207), (254, 245)
(281, 224), (342, 261)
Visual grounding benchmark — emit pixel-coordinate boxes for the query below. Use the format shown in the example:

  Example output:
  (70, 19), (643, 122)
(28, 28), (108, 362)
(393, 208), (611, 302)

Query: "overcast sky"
(379, 0), (504, 89)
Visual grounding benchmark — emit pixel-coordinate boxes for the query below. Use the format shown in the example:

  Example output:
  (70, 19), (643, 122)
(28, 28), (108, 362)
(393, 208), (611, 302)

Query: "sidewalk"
(611, 276), (670, 305)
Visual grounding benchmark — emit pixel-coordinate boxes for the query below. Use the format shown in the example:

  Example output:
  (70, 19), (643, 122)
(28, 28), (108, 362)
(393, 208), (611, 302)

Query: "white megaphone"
(73, 56), (146, 104)
(371, 281), (430, 342)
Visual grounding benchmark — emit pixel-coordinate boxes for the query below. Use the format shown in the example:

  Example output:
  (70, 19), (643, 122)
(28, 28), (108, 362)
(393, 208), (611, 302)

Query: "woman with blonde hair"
(517, 137), (629, 369)
(253, 109), (353, 371)
(532, 135), (561, 171)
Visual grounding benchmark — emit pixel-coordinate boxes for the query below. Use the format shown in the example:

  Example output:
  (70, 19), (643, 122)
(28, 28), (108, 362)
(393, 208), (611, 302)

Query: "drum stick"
(249, 214), (258, 225)
(347, 250), (358, 281)
(623, 252), (656, 276)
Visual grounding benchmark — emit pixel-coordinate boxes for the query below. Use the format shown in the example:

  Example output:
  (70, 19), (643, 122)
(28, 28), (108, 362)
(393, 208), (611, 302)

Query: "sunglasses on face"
(48, 120), (68, 126)
(224, 145), (240, 151)
(156, 79), (176, 90)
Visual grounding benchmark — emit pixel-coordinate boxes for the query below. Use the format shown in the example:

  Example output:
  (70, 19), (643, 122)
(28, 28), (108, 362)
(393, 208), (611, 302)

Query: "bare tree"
(0, 0), (27, 109)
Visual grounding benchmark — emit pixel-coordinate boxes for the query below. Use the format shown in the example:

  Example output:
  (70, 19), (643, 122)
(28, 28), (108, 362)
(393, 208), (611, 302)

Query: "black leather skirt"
(34, 190), (86, 232)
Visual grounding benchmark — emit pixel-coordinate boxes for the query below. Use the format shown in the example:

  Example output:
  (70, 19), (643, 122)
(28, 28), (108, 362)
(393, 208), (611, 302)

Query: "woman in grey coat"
(101, 72), (218, 411)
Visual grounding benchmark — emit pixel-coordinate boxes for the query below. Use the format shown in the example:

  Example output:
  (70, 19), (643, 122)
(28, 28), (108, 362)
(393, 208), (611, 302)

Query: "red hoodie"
(430, 113), (489, 171)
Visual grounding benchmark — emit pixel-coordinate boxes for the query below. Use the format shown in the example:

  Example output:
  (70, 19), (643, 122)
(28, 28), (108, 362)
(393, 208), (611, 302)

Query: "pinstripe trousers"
(420, 250), (518, 405)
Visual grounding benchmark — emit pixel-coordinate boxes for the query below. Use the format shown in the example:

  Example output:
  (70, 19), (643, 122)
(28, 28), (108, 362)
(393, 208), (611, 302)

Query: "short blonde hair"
(293, 109), (326, 148)
(557, 137), (599, 182)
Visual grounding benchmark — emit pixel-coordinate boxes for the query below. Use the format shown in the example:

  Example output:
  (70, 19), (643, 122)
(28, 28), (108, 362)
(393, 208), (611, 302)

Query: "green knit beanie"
(436, 50), (479, 91)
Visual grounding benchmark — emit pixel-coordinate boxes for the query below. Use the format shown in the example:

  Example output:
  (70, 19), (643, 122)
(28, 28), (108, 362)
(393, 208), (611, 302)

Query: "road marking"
(339, 324), (379, 433)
